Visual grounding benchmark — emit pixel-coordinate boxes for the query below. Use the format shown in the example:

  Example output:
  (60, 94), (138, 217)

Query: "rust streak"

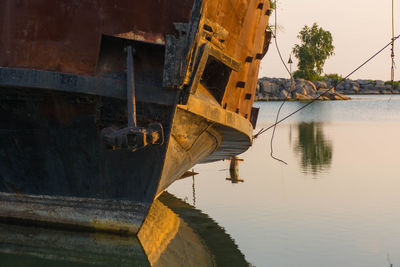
(113, 30), (166, 45)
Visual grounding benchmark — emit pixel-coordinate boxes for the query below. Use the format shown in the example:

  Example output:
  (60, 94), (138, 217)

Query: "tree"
(267, 0), (276, 32)
(269, 0), (275, 10)
(292, 23), (334, 80)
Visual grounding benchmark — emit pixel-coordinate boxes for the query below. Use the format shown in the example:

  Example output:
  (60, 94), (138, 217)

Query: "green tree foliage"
(292, 23), (334, 81)
(269, 0), (275, 10)
(267, 1), (276, 32)
(324, 73), (343, 82)
(384, 80), (400, 87)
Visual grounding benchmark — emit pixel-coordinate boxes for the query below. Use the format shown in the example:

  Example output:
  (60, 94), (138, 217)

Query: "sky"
(259, 0), (400, 81)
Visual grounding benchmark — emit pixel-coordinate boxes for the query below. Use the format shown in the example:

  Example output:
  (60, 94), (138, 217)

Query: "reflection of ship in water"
(226, 156), (244, 184)
(294, 122), (333, 174)
(0, 192), (248, 267)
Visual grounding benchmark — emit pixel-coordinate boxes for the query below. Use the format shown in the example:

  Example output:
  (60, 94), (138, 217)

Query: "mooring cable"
(268, 0), (292, 165)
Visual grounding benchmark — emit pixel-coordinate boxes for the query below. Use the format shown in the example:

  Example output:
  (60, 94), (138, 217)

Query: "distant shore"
(256, 77), (400, 101)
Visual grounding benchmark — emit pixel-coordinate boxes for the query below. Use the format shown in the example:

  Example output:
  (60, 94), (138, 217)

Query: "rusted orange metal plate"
(199, 0), (271, 119)
(0, 0), (194, 75)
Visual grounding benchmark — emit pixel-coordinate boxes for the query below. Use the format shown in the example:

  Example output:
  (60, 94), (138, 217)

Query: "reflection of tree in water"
(294, 122), (332, 174)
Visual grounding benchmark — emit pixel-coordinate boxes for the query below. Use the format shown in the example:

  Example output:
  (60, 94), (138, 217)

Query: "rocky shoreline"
(256, 77), (400, 101)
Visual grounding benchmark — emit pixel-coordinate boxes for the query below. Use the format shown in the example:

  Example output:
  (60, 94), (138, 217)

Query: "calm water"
(1, 95), (400, 266)
(169, 95), (400, 267)
(0, 192), (246, 267)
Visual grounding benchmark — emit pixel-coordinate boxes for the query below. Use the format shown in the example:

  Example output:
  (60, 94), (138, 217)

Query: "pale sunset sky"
(259, 0), (400, 81)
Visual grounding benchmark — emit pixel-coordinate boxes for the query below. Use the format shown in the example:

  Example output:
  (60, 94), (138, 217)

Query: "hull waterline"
(0, 0), (271, 233)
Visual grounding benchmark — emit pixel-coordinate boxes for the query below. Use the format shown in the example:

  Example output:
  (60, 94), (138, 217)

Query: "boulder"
(317, 93), (330, 100)
(256, 77), (356, 101)
(335, 83), (345, 92)
(280, 89), (289, 99)
(353, 84), (360, 92)
(374, 86), (387, 92)
(294, 79), (317, 96)
(316, 89), (328, 95)
(305, 80), (317, 92)
(313, 81), (328, 89)
(293, 92), (313, 100)
(342, 81), (360, 93)
(259, 80), (280, 95)
(359, 84), (374, 91)
(385, 84), (394, 90)
(333, 93), (350, 100)
(344, 82), (352, 91)
(284, 79), (292, 89)
(356, 79), (373, 86)
(324, 78), (335, 88)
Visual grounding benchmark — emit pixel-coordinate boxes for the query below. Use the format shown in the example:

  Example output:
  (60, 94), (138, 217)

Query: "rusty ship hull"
(0, 0), (271, 234)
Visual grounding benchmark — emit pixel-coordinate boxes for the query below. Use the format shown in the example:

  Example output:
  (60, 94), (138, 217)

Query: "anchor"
(102, 46), (164, 152)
